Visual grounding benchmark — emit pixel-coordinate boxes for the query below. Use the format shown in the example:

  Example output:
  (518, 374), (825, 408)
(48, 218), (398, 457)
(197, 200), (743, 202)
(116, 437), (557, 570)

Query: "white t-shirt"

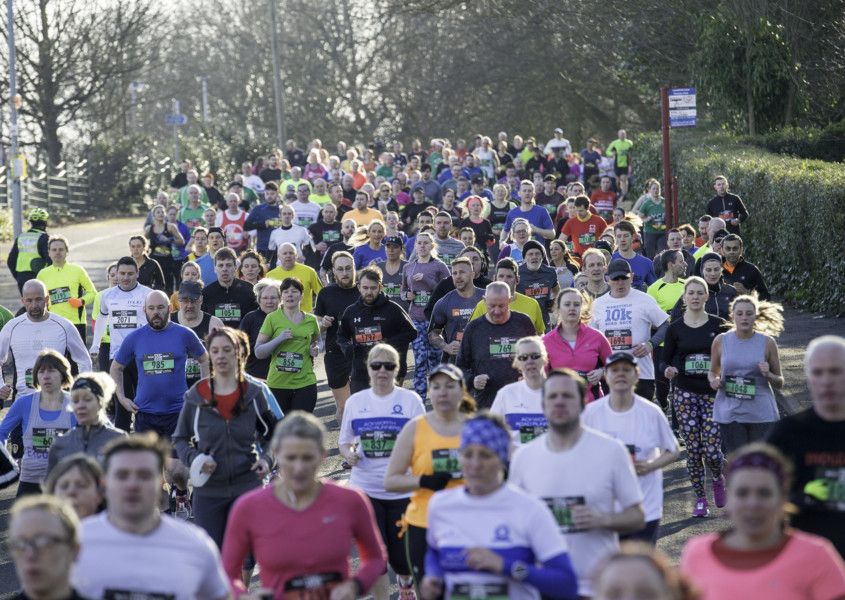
(289, 200), (322, 228)
(581, 396), (678, 521)
(590, 289), (668, 379)
(490, 380), (547, 447)
(427, 483), (568, 600)
(99, 283), (152, 358)
(267, 224), (312, 257)
(243, 173), (265, 193)
(509, 428), (644, 597)
(72, 513), (229, 600)
(339, 386), (425, 500)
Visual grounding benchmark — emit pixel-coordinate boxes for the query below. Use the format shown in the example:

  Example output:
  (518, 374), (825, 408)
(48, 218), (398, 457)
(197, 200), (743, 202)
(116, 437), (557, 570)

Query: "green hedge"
(633, 131), (845, 314)
(744, 120), (845, 163)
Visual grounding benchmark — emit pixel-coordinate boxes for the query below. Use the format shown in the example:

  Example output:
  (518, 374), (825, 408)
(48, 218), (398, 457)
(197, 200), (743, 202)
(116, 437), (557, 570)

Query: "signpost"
(168, 100), (187, 162)
(660, 86), (698, 227)
(668, 88), (697, 128)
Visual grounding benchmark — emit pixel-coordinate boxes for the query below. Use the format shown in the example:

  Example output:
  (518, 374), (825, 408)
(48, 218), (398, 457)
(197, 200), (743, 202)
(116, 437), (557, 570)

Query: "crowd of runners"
(1, 130), (844, 599)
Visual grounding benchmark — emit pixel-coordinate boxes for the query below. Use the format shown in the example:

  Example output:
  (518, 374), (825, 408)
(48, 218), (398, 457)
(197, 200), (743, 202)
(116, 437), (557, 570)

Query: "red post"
(660, 87), (673, 228)
(671, 175), (679, 228)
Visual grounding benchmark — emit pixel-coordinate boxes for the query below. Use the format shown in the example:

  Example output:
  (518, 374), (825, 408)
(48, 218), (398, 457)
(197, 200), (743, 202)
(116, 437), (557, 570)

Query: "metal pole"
(130, 85), (138, 131)
(7, 0), (23, 237)
(197, 76), (209, 122)
(659, 86), (673, 230)
(172, 98), (180, 163)
(268, 0), (285, 148)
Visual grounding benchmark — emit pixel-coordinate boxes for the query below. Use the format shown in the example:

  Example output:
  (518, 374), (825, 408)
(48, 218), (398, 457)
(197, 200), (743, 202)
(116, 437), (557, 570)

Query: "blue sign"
(668, 88), (696, 128)
(165, 113), (188, 126)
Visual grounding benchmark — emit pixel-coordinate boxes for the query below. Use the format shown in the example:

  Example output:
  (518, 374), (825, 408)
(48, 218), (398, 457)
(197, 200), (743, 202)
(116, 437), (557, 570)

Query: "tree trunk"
(745, 36), (756, 135)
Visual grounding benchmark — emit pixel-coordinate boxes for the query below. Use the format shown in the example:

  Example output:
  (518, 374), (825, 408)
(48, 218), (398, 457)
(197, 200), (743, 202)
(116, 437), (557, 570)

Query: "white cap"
(554, 128), (563, 134)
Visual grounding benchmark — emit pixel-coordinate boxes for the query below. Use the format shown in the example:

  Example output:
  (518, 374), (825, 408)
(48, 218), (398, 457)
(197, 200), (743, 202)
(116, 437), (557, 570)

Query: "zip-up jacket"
(173, 379), (274, 499)
(48, 422), (126, 472)
(722, 258), (769, 300)
(244, 202), (282, 251)
(670, 279), (738, 320)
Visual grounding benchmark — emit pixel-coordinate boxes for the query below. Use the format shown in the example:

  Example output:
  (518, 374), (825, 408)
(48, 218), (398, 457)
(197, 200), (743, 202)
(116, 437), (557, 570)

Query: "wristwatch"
(510, 560), (529, 581)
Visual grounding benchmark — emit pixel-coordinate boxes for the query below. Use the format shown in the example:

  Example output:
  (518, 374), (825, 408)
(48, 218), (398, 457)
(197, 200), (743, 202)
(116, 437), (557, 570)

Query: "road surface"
(0, 217), (841, 596)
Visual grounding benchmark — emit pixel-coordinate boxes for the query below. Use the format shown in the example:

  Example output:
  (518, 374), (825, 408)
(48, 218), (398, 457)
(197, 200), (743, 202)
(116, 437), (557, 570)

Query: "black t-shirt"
(401, 202), (435, 230)
(314, 284), (361, 353)
(260, 168), (283, 183)
(457, 217), (496, 251)
(767, 409), (845, 557)
(200, 279), (258, 327)
(239, 309), (271, 379)
(517, 264), (559, 330)
(535, 192), (565, 220)
(320, 241), (353, 279)
(171, 311), (213, 386)
(307, 221), (343, 269)
(170, 172), (188, 189)
(663, 315), (729, 394)
(488, 202), (516, 237)
(286, 149), (306, 168)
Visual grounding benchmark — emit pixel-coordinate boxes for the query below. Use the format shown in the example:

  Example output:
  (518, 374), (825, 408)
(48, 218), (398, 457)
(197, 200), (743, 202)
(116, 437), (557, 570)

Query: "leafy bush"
(0, 207), (12, 242)
(744, 120), (845, 163)
(633, 130), (845, 314)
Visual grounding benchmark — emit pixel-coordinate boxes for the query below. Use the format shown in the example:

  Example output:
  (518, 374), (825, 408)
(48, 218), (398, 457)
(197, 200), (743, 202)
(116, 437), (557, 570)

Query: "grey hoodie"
(48, 421), (127, 472)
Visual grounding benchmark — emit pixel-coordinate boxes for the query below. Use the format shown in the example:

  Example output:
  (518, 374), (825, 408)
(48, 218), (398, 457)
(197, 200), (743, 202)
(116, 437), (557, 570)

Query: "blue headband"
(461, 417), (510, 465)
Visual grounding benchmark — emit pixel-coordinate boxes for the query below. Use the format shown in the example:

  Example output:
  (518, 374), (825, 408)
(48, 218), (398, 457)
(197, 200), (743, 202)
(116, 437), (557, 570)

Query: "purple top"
(401, 258), (450, 321)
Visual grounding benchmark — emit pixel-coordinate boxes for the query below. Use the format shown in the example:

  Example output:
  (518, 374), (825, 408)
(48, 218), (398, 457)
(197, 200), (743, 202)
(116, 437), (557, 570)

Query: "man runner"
(428, 257), (484, 365)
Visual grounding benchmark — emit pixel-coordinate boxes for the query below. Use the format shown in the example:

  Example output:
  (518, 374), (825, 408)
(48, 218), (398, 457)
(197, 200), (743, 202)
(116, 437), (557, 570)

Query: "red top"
(196, 379), (246, 421)
(562, 214), (609, 256)
(222, 481), (387, 598)
(542, 323), (613, 403)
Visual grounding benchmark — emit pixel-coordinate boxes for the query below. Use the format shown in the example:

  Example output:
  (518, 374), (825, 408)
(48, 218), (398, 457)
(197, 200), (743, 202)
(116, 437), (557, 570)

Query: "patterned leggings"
(411, 319), (439, 397)
(673, 387), (724, 499)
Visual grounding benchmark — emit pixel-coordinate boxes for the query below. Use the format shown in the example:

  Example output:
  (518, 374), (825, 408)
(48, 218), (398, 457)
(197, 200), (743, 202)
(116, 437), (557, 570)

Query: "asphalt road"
(0, 217), (842, 597)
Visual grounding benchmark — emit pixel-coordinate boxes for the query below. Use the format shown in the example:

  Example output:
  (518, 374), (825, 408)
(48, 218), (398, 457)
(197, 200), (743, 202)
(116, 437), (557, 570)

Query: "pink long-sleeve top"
(222, 481), (387, 597)
(542, 322), (613, 402)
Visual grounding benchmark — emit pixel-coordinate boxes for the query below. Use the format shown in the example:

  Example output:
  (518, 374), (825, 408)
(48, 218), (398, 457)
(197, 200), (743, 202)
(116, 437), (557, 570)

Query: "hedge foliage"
(744, 119), (845, 163)
(633, 130), (845, 314)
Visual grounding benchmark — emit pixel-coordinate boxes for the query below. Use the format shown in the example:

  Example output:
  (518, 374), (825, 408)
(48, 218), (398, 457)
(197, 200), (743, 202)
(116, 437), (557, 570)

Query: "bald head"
(805, 336), (845, 421)
(22, 279), (47, 298)
(707, 218), (726, 240)
(22, 279), (48, 321)
(144, 291), (171, 330)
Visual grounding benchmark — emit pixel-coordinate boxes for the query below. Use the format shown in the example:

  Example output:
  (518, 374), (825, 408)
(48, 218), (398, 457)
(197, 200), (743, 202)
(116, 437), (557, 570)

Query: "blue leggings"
(411, 319), (439, 397)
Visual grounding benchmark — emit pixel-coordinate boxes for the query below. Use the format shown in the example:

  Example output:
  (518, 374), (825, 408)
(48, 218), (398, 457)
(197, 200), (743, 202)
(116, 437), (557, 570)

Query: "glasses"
(369, 362), (397, 371)
(516, 353), (543, 361)
(8, 535), (70, 556)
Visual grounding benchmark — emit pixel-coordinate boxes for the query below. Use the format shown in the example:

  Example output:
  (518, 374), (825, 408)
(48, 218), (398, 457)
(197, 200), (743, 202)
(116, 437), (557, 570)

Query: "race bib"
(283, 571), (342, 599)
(214, 303), (242, 321)
(30, 427), (69, 452)
(543, 496), (586, 533)
(452, 583), (509, 600)
(323, 230), (340, 243)
(153, 245), (170, 256)
(298, 217), (315, 227)
(383, 282), (401, 300)
(440, 254), (455, 266)
(432, 448), (462, 479)
(543, 204), (557, 216)
(185, 357), (200, 380)
(684, 353), (711, 376)
(354, 325), (382, 345)
(520, 423), (548, 444)
(112, 310), (138, 329)
(412, 291), (431, 306)
(360, 429), (398, 458)
(275, 352), (304, 373)
(719, 210), (735, 221)
(49, 286), (71, 304)
(25, 368), (34, 388)
(606, 328), (633, 351)
(725, 376), (756, 401)
(577, 232), (596, 247)
(805, 468), (845, 512)
(488, 338), (517, 358)
(524, 285), (549, 299)
(104, 591), (175, 600)
(142, 353), (175, 375)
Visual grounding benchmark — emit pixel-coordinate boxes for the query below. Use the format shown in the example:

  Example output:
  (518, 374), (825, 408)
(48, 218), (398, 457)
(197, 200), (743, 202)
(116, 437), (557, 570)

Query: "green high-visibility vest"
(15, 230), (45, 272)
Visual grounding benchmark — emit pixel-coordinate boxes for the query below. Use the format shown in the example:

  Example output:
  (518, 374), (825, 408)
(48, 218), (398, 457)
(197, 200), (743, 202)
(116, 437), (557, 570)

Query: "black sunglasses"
(369, 362), (397, 371)
(517, 353), (543, 361)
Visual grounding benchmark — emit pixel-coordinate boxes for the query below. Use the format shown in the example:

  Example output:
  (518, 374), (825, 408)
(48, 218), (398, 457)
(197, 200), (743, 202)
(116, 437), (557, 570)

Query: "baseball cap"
(427, 363), (463, 382)
(383, 236), (403, 247)
(543, 174), (558, 182)
(178, 280), (203, 299)
(712, 230), (729, 242)
(471, 173), (484, 184)
(554, 127), (563, 134)
(607, 259), (633, 280)
(593, 240), (613, 254)
(605, 351), (638, 368)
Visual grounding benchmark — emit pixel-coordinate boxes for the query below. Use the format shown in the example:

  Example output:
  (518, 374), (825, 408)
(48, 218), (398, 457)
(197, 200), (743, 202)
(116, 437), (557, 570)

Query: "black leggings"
(368, 496), (411, 577)
(109, 358), (137, 432)
(153, 255), (179, 295)
(271, 384), (318, 414)
(405, 523), (428, 584)
(16, 481), (42, 498)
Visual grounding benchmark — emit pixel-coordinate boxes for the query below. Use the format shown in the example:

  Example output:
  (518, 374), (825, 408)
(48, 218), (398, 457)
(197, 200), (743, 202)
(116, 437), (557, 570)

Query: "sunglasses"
(517, 353), (543, 361)
(369, 362), (397, 371)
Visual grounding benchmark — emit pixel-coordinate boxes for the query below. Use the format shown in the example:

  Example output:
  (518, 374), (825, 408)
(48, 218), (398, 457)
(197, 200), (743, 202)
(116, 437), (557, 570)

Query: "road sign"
(668, 88), (696, 127)
(165, 113), (188, 126)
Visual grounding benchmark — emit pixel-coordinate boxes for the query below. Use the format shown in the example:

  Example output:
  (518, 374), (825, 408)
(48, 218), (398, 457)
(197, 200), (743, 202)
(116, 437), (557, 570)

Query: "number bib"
(383, 282), (401, 299)
(684, 353), (711, 376)
(432, 448), (462, 479)
(142, 353), (175, 375)
(452, 583), (509, 600)
(25, 368), (34, 388)
(275, 352), (304, 373)
(606, 328), (633, 351)
(543, 496), (585, 533)
(412, 291), (431, 306)
(488, 338), (517, 358)
(214, 303), (242, 321)
(104, 591), (175, 600)
(29, 427), (69, 453)
(49, 286), (71, 304)
(524, 285), (550, 299)
(112, 310), (138, 329)
(440, 254), (455, 266)
(323, 230), (340, 243)
(520, 424), (548, 444)
(360, 430), (398, 458)
(298, 217), (315, 227)
(185, 358), (200, 380)
(354, 325), (383, 345)
(578, 232), (596, 247)
(805, 468), (845, 512)
(725, 376), (756, 401)
(283, 571), (342, 599)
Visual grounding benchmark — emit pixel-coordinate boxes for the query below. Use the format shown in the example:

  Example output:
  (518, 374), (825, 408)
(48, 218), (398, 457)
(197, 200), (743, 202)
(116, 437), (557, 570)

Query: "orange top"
(405, 416), (463, 528)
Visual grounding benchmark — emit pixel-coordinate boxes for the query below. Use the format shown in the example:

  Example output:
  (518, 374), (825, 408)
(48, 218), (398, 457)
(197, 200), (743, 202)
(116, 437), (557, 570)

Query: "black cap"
(178, 280), (203, 299)
(471, 174), (484, 184)
(607, 259), (632, 280)
(427, 363), (463, 382)
(383, 236), (403, 247)
(712, 230), (729, 242)
(593, 240), (613, 254)
(543, 174), (558, 182)
(605, 351), (638, 368)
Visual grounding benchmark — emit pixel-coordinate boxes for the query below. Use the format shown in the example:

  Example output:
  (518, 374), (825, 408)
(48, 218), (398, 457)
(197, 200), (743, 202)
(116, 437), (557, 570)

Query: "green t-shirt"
(259, 310), (320, 390)
(0, 305), (13, 330)
(309, 193), (332, 206)
(180, 206), (205, 233)
(639, 197), (666, 234)
(606, 139), (634, 168)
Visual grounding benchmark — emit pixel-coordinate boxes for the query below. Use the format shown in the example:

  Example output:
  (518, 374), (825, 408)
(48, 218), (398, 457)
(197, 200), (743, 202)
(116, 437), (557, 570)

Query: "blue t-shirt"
(0, 394), (77, 443)
(115, 323), (206, 414)
(196, 253), (217, 286)
(611, 252), (657, 291)
(503, 205), (554, 242)
(353, 244), (387, 270)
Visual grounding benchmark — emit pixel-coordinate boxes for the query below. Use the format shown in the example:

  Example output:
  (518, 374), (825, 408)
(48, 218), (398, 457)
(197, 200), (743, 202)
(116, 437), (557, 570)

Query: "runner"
(173, 327), (275, 548)
(402, 232), (450, 398)
(457, 195), (495, 257)
(145, 204), (185, 294)
(171, 280), (223, 389)
(222, 412), (387, 598)
(497, 217), (533, 263)
(635, 180), (667, 258)
(705, 175), (749, 236)
(255, 277), (321, 413)
(267, 204), (313, 261)
(663, 276), (730, 519)
(352, 220), (388, 269)
(214, 192), (249, 252)
(320, 218), (357, 284)
(535, 174), (565, 220)
(47, 372), (125, 471)
(384, 364), (473, 583)
(239, 278), (280, 380)
(768, 335), (845, 556)
(457, 282), (536, 409)
(543, 288), (613, 403)
(307, 202), (342, 271)
(592, 545), (697, 600)
(196, 227), (226, 285)
(509, 369), (645, 598)
(128, 235), (165, 291)
(590, 175), (618, 222)
(517, 241), (559, 331)
(36, 235), (97, 343)
(290, 181), (323, 228)
(501, 180), (556, 243)
(237, 249), (268, 287)
(423, 246), (491, 318)
(721, 234), (770, 299)
(339, 344), (426, 600)
(111, 290), (208, 438)
(432, 212), (465, 266)
(606, 129), (633, 198)
(671, 252), (737, 319)
(611, 221), (656, 291)
(580, 248), (611, 299)
(44, 454), (105, 519)
(349, 189), (385, 227)
(72, 434), (231, 599)
(7, 208), (50, 294)
(582, 352), (680, 544)
(243, 181), (282, 265)
(422, 413), (578, 600)
(266, 242), (323, 313)
(561, 196), (608, 256)
(647, 250), (687, 312)
(91, 262), (118, 372)
(0, 350), (73, 496)
(337, 267), (417, 394)
(709, 295), (785, 453)
(201, 247), (258, 328)
(428, 257), (485, 365)
(468, 258), (546, 335)
(375, 235), (409, 308)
